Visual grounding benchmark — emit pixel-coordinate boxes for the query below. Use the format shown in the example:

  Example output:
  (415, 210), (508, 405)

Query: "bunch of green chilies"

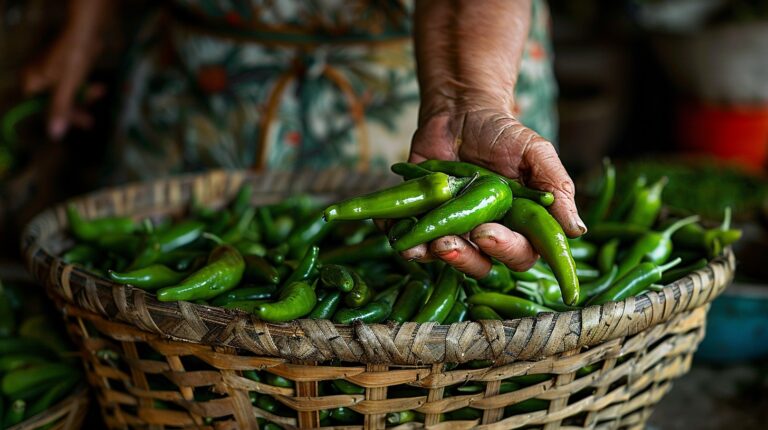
(61, 159), (741, 325)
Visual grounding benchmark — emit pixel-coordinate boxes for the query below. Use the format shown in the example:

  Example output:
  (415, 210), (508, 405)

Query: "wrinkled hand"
(405, 109), (586, 278)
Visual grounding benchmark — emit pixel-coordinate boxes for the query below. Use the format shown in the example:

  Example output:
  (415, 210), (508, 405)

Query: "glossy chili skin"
(344, 272), (374, 308)
(478, 261), (514, 290)
(412, 265), (462, 323)
(220, 207), (256, 244)
(443, 301), (469, 324)
(387, 218), (417, 244)
(130, 220), (206, 269)
(503, 198), (580, 306)
(389, 279), (431, 323)
(626, 177), (667, 227)
(156, 245), (245, 302)
(390, 162), (433, 180)
(324, 172), (469, 222)
(585, 158), (616, 226)
(509, 260), (556, 283)
(393, 175), (513, 252)
(252, 281), (317, 322)
(287, 213), (334, 258)
(309, 290), (342, 319)
(320, 235), (393, 265)
(61, 244), (99, 265)
(616, 216), (698, 278)
(320, 265), (355, 292)
(283, 245), (320, 285)
(468, 304), (502, 321)
(670, 218), (741, 257)
(108, 265), (189, 290)
(568, 239), (598, 262)
(418, 159), (555, 206)
(467, 292), (553, 318)
(597, 238), (620, 274)
(587, 258), (681, 305)
(66, 204), (138, 242)
(210, 285), (277, 307)
(242, 255), (280, 285)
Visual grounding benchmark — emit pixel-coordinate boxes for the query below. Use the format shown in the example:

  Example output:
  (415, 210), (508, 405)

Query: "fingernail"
(432, 237), (458, 255)
(573, 216), (588, 235)
(49, 118), (67, 141)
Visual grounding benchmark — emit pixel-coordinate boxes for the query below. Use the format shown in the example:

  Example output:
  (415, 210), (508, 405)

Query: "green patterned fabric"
(111, 0), (557, 182)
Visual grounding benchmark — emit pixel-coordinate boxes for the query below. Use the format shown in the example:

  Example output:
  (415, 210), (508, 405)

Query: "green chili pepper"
(66, 204), (137, 242)
(156, 245), (245, 302)
(469, 304), (503, 321)
(61, 244), (99, 265)
(287, 213), (334, 258)
(608, 175), (647, 221)
(230, 184), (253, 217)
(108, 265), (189, 290)
(504, 198), (580, 305)
(252, 281), (317, 322)
(575, 261), (600, 281)
(597, 238), (620, 274)
(266, 243), (289, 265)
(418, 159), (554, 206)
(211, 285), (277, 307)
(330, 407), (361, 424)
(25, 374), (80, 419)
(220, 208), (256, 244)
(586, 158), (616, 226)
(528, 278), (580, 311)
(387, 217), (417, 245)
(659, 258), (708, 285)
(324, 172), (470, 221)
(446, 407), (482, 420)
(443, 301), (469, 324)
(588, 258), (682, 305)
(320, 265), (355, 292)
(625, 176), (668, 227)
(320, 235), (393, 265)
(669, 210), (742, 257)
(389, 279), (431, 323)
(242, 255), (280, 285)
(283, 246), (320, 285)
(309, 290), (342, 319)
(568, 238), (598, 262)
(264, 373), (294, 388)
(234, 240), (267, 258)
(256, 395), (290, 416)
(4, 399), (25, 427)
(508, 260), (557, 283)
(394, 175), (513, 252)
(387, 410), (425, 425)
(616, 216), (699, 279)
(344, 273), (374, 308)
(478, 261), (514, 290)
(130, 220), (207, 269)
(390, 162), (434, 180)
(94, 233), (142, 256)
(413, 265), (462, 323)
(1, 363), (75, 400)
(256, 207), (281, 246)
(468, 292), (553, 318)
(504, 399), (550, 414)
(578, 265), (618, 304)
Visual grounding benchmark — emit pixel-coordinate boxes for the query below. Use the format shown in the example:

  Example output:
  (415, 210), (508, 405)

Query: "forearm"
(65, 0), (113, 48)
(413, 0), (531, 121)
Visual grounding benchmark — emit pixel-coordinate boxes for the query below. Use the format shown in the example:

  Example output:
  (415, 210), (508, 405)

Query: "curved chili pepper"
(251, 281), (317, 322)
(418, 159), (555, 206)
(234, 240), (267, 257)
(575, 261), (600, 281)
(625, 176), (668, 227)
(390, 162), (433, 180)
(344, 272), (374, 308)
(616, 215), (698, 278)
(443, 301), (469, 324)
(389, 279), (431, 323)
(568, 238), (598, 262)
(670, 210), (741, 257)
(585, 158), (616, 226)
(333, 301), (390, 324)
(283, 245), (320, 285)
(393, 175), (513, 252)
(287, 213), (334, 258)
(331, 379), (364, 395)
(597, 238), (620, 274)
(220, 207), (256, 244)
(156, 245), (245, 302)
(587, 258), (682, 305)
(61, 244), (99, 265)
(503, 198), (580, 305)
(309, 290), (342, 319)
(509, 260), (557, 283)
(387, 217), (417, 245)
(243, 255), (280, 285)
(467, 292), (553, 318)
(608, 175), (647, 221)
(320, 235), (393, 265)
(469, 304), (502, 321)
(324, 172), (470, 222)
(108, 265), (189, 290)
(129, 220), (206, 270)
(577, 265), (618, 305)
(66, 204), (138, 242)
(320, 265), (355, 292)
(412, 265), (462, 323)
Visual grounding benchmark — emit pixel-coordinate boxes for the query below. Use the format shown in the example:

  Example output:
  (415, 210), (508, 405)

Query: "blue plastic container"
(696, 283), (768, 363)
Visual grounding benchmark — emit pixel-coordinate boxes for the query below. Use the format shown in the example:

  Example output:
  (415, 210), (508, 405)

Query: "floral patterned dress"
(111, 0), (557, 182)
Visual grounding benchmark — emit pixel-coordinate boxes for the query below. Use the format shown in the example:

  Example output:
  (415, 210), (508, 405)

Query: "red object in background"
(678, 102), (768, 171)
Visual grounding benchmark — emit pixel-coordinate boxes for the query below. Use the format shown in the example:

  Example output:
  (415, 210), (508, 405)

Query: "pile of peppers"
(61, 159), (741, 324)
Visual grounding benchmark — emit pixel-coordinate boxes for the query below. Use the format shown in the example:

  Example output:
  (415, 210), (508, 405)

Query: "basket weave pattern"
(21, 170), (735, 429)
(7, 385), (89, 430)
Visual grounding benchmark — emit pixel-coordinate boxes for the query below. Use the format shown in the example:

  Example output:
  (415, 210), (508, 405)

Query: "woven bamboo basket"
(21, 169), (736, 430)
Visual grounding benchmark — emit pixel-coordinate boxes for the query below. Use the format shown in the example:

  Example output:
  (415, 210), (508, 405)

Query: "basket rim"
(20, 169), (736, 365)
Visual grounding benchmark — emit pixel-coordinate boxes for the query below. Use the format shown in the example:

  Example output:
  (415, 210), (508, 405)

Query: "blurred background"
(1, 1), (768, 428)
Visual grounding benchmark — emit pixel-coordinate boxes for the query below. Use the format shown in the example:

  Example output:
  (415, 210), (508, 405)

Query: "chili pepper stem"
(658, 257), (683, 273)
(661, 215), (700, 239)
(202, 232), (225, 245)
(721, 207), (732, 230)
